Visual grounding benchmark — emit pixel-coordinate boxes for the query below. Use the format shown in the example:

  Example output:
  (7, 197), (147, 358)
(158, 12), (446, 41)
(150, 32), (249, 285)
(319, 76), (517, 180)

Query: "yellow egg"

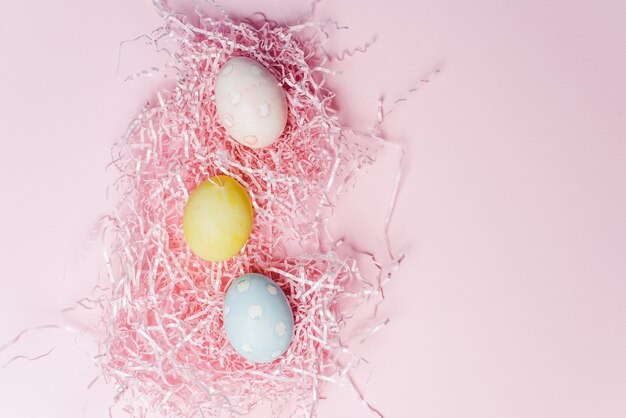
(183, 175), (253, 261)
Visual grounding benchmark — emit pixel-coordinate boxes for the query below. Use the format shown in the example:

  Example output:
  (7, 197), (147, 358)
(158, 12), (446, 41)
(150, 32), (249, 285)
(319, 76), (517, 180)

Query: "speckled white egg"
(214, 57), (288, 149)
(223, 273), (294, 363)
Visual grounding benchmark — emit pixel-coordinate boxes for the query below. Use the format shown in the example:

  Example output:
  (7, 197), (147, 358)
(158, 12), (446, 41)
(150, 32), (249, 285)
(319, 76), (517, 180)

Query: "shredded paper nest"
(100, 3), (401, 417)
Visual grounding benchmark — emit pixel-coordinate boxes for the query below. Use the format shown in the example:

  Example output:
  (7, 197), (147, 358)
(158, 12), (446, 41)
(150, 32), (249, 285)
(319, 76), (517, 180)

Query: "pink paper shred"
(99, 3), (402, 417)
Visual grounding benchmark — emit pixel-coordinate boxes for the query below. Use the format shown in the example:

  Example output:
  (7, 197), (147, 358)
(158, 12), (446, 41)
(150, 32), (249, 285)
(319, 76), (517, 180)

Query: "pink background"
(1, 0), (626, 417)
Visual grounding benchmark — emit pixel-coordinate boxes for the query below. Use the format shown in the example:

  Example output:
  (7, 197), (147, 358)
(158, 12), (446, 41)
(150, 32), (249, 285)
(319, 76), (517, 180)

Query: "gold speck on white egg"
(271, 350), (281, 358)
(224, 305), (230, 316)
(241, 343), (253, 352)
(266, 284), (277, 295)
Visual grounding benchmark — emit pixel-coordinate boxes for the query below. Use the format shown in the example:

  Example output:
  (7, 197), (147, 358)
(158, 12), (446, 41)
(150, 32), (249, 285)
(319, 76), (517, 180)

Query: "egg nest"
(100, 4), (397, 417)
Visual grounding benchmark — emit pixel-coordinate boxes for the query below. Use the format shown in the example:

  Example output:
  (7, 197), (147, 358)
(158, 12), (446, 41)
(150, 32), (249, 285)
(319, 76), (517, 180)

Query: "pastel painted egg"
(223, 273), (294, 363)
(214, 57), (288, 149)
(183, 175), (253, 262)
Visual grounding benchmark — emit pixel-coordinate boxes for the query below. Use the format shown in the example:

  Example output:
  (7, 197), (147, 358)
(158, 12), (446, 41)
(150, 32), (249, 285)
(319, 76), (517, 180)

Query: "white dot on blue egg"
(266, 284), (277, 295)
(248, 305), (263, 319)
(223, 273), (294, 363)
(236, 280), (250, 292)
(275, 322), (286, 336)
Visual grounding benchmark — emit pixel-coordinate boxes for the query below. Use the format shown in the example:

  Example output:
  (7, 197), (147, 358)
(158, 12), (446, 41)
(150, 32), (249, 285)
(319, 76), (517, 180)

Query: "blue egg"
(223, 273), (294, 363)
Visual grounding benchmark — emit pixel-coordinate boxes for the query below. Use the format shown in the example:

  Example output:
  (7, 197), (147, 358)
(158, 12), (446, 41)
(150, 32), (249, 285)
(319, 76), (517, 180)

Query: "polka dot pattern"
(223, 273), (294, 363)
(214, 57), (288, 148)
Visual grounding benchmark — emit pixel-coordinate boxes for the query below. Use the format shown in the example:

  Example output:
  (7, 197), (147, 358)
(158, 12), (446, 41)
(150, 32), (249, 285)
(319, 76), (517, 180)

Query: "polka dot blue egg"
(223, 273), (294, 363)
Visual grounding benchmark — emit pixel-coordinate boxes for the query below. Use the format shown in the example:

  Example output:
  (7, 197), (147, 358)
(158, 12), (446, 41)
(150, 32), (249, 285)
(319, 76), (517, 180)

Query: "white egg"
(214, 57), (288, 149)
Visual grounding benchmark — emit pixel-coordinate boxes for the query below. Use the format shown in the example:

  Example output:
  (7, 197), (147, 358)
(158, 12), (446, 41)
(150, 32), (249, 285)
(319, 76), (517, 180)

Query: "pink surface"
(1, 0), (625, 417)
